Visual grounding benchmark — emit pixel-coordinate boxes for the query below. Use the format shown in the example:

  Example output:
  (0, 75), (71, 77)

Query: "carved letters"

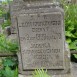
(18, 12), (65, 70)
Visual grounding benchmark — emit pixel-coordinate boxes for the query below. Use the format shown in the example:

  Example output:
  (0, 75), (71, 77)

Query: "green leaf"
(2, 57), (18, 69)
(74, 31), (77, 36)
(3, 58), (15, 67)
(73, 54), (77, 59)
(3, 66), (18, 77)
(69, 40), (77, 50)
(66, 38), (71, 44)
(65, 31), (74, 37)
(2, 19), (11, 29)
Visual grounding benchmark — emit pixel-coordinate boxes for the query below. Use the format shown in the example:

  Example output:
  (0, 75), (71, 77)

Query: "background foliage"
(0, 57), (18, 77)
(65, 4), (77, 50)
(0, 34), (19, 53)
(60, 0), (77, 59)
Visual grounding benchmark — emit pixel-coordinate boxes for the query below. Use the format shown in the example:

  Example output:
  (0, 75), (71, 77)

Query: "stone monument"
(13, 0), (71, 77)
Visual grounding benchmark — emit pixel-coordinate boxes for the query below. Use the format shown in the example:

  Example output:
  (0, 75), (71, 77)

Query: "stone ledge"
(19, 74), (72, 77)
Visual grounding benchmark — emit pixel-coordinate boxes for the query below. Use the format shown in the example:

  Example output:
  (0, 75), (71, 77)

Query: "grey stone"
(18, 12), (65, 70)
(71, 62), (77, 77)
(18, 42), (70, 75)
(10, 0), (21, 34)
(17, 2), (71, 75)
(19, 62), (77, 77)
(19, 74), (73, 77)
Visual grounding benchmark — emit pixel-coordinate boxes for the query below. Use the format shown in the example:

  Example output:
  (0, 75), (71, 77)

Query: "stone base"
(18, 49), (71, 75)
(19, 73), (73, 77)
(19, 62), (77, 77)
(71, 62), (77, 77)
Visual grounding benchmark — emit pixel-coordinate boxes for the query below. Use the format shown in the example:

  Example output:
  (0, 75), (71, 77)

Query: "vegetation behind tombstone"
(0, 0), (18, 53)
(0, 34), (19, 53)
(0, 1), (18, 77)
(0, 0), (12, 29)
(0, 57), (18, 77)
(60, 0), (77, 61)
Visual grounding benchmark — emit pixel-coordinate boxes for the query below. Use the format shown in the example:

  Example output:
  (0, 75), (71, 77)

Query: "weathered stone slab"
(18, 12), (65, 70)
(17, 3), (71, 75)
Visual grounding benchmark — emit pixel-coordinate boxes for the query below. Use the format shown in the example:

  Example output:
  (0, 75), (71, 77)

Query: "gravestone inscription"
(18, 12), (65, 70)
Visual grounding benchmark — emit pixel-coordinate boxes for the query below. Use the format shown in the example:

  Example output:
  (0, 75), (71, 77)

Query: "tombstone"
(0, 18), (4, 33)
(16, 0), (71, 77)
